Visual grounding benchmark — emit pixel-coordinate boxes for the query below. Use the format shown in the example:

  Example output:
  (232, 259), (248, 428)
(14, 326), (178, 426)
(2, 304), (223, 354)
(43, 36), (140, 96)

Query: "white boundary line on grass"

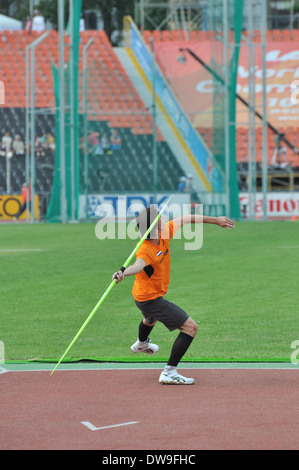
(0, 249), (46, 253)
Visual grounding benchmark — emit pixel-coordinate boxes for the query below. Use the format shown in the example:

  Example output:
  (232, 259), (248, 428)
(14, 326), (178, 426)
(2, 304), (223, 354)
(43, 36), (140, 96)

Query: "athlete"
(112, 206), (235, 385)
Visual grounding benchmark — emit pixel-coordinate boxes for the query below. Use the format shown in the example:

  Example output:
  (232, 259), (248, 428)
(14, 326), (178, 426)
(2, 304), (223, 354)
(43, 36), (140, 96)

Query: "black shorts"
(134, 297), (189, 331)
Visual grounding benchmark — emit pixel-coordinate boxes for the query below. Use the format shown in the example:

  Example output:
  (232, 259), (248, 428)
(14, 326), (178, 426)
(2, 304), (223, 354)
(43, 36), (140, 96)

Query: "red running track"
(1, 368), (298, 450)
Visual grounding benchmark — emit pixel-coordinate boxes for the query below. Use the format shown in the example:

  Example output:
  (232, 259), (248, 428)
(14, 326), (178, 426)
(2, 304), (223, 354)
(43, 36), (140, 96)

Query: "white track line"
(81, 421), (139, 431)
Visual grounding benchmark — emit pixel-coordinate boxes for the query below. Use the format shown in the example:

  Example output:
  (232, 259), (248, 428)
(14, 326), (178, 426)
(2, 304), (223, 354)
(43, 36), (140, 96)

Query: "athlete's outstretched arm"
(112, 258), (146, 284)
(173, 215), (235, 231)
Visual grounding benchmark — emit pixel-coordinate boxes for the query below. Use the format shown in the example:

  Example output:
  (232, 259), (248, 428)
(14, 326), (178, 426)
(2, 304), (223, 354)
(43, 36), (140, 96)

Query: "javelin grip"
(113, 267), (126, 280)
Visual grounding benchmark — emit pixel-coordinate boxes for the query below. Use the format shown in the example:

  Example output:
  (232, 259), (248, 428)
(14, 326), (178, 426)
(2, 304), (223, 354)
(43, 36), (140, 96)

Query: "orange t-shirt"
(132, 221), (178, 302)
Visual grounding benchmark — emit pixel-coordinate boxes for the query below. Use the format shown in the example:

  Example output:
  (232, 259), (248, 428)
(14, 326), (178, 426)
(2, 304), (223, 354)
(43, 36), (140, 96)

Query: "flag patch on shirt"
(156, 250), (163, 256)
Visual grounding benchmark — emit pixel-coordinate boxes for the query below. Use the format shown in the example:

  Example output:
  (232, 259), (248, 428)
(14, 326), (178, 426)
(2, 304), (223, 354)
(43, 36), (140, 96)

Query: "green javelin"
(50, 195), (174, 375)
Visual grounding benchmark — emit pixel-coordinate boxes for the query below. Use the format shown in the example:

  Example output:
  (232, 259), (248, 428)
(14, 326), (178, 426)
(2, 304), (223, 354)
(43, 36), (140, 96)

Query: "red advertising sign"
(155, 40), (299, 129)
(240, 192), (299, 218)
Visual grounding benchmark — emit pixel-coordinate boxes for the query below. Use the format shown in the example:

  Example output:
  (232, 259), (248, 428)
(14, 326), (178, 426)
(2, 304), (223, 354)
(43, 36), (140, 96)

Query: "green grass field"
(0, 221), (298, 362)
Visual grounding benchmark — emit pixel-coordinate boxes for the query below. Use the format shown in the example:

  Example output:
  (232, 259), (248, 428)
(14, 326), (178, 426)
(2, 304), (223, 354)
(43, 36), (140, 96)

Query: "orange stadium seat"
(282, 29), (292, 41)
(161, 30), (171, 41)
(272, 29), (282, 41)
(143, 28), (297, 43)
(152, 30), (162, 42)
(291, 29), (299, 41)
(143, 30), (151, 44)
(170, 29), (185, 41)
(188, 31), (198, 41)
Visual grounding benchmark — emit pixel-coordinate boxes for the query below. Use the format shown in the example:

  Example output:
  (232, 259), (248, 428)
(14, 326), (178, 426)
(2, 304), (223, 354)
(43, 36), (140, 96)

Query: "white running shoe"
(159, 368), (195, 385)
(130, 338), (159, 354)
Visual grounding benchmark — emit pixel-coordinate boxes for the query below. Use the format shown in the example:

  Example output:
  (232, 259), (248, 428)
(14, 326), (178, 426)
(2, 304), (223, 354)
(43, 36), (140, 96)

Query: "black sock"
(138, 321), (154, 342)
(167, 332), (194, 367)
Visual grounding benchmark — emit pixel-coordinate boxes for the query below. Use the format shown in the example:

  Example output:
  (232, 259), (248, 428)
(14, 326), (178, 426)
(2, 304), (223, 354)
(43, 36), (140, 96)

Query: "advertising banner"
(154, 40), (299, 129)
(0, 195), (39, 220)
(239, 192), (299, 218)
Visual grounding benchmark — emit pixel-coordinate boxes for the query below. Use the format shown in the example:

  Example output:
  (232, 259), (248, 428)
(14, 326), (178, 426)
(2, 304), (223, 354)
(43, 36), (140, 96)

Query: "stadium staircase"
(114, 46), (206, 191)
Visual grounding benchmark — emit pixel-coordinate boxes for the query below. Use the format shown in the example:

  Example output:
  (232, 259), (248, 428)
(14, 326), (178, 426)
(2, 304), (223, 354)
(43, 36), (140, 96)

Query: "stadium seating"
(0, 30), (185, 202)
(0, 29), (152, 132)
(79, 119), (183, 193)
(142, 28), (299, 43)
(0, 108), (55, 194)
(1, 27), (299, 203)
(0, 107), (183, 196)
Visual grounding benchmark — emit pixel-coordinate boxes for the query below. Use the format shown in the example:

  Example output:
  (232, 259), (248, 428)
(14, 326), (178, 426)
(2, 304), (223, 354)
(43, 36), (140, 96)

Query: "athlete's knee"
(143, 318), (157, 327)
(190, 319), (198, 337)
(180, 317), (198, 338)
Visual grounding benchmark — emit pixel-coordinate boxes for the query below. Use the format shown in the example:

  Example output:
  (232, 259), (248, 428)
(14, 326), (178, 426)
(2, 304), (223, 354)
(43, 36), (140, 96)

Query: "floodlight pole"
(223, 0), (230, 218)
(247, 0), (257, 220)
(58, 0), (67, 223)
(261, 0), (268, 220)
(25, 31), (49, 223)
(150, 36), (158, 204)
(69, 0), (76, 221)
(83, 37), (94, 221)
